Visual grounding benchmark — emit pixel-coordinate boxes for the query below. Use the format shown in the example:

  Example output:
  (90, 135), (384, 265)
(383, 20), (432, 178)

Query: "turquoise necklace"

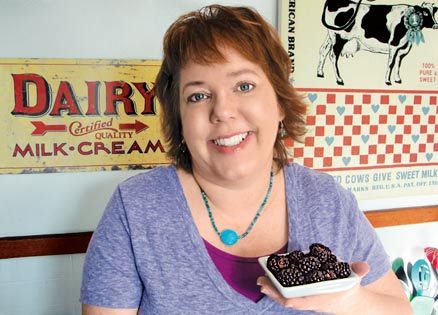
(200, 171), (274, 246)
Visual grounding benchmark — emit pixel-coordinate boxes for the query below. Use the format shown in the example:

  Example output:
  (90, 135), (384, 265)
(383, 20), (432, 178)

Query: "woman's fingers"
(350, 261), (370, 278)
(258, 275), (331, 310)
(257, 276), (287, 303)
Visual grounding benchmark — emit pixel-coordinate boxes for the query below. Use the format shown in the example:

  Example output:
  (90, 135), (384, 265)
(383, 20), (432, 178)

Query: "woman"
(81, 5), (412, 314)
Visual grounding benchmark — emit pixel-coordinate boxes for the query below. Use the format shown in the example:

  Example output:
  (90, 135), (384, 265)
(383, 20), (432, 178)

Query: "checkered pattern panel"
(286, 92), (438, 170)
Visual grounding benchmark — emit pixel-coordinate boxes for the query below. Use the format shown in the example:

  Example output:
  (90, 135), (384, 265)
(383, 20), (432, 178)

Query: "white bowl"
(258, 255), (360, 298)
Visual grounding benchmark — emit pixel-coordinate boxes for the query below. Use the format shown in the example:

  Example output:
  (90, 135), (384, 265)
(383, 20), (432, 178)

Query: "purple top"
(81, 164), (391, 314)
(204, 240), (288, 302)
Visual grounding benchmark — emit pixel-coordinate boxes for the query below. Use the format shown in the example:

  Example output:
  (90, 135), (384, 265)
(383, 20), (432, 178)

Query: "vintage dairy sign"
(278, 0), (438, 200)
(0, 59), (169, 174)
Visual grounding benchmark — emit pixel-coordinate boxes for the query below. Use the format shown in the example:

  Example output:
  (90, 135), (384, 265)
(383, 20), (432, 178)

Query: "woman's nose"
(210, 92), (237, 123)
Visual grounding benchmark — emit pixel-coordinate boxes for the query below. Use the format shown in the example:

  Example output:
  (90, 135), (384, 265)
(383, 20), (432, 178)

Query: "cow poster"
(280, 0), (438, 200)
(0, 59), (169, 174)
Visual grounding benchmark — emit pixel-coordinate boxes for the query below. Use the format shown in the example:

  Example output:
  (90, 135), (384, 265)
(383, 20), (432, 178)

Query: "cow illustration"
(317, 0), (438, 85)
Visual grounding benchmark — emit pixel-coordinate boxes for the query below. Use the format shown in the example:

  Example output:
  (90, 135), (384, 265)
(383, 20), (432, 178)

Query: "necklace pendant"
(220, 229), (239, 246)
(200, 171), (274, 247)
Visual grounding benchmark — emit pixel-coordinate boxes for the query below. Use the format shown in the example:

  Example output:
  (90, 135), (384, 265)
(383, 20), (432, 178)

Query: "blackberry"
(276, 268), (293, 287)
(321, 269), (338, 281)
(321, 262), (337, 272)
(309, 243), (331, 255)
(309, 243), (332, 263)
(288, 250), (304, 264)
(277, 255), (291, 269)
(306, 270), (326, 284)
(267, 254), (291, 274)
(334, 262), (351, 278)
(298, 255), (321, 274)
(312, 251), (330, 263)
(276, 266), (305, 287)
(267, 255), (281, 273)
(326, 253), (338, 263)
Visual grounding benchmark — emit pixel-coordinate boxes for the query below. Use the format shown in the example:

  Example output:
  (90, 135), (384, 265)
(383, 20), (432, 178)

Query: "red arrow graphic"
(31, 121), (67, 136)
(119, 120), (149, 133)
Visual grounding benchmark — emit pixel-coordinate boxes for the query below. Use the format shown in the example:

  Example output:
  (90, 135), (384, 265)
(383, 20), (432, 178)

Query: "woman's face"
(179, 47), (283, 182)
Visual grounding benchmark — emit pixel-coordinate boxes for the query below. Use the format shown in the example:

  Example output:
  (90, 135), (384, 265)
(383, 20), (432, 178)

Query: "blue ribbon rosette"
(404, 7), (425, 45)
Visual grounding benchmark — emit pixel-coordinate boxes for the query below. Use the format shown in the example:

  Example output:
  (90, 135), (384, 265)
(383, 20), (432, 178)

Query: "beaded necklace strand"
(199, 171), (274, 246)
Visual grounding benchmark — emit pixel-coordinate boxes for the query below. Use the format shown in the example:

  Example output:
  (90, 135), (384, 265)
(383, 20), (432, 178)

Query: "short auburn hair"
(155, 5), (307, 172)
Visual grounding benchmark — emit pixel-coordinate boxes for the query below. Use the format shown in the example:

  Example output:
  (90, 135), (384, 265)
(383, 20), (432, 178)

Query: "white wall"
(376, 222), (438, 261)
(0, 1), (436, 314)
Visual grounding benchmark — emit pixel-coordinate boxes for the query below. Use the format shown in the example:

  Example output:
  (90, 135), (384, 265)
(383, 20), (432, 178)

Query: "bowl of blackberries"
(258, 243), (360, 298)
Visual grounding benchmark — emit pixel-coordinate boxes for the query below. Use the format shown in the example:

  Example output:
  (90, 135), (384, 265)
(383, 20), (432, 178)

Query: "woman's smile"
(210, 131), (252, 153)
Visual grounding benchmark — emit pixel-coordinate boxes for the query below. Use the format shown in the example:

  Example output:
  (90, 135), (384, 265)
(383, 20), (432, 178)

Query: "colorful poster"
(0, 59), (169, 174)
(279, 0), (438, 200)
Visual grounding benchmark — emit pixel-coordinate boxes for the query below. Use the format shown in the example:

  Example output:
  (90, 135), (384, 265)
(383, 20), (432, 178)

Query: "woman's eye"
(237, 83), (254, 92)
(187, 93), (207, 103)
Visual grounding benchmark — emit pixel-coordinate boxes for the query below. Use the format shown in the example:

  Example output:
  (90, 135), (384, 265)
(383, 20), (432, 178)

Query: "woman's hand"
(257, 262), (370, 314)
